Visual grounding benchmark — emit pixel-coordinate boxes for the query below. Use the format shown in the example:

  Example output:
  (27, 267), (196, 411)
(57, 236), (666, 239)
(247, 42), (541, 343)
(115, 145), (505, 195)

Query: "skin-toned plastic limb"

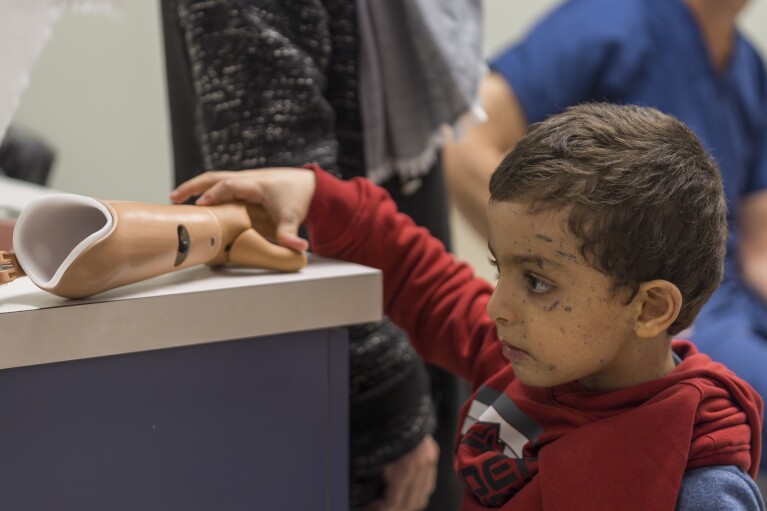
(10, 194), (307, 299)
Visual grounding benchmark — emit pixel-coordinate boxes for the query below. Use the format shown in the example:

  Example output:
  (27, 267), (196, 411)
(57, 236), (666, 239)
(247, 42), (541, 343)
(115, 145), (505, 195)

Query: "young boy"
(171, 103), (764, 510)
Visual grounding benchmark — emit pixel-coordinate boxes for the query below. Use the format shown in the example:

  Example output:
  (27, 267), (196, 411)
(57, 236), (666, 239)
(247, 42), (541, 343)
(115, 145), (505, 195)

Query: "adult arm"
(739, 189), (767, 302)
(740, 102), (767, 302)
(443, 0), (651, 238)
(442, 73), (527, 238)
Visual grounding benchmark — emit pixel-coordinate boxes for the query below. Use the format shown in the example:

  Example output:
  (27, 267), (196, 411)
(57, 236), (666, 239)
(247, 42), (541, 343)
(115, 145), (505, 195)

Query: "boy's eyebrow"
(487, 242), (565, 270)
(511, 254), (564, 270)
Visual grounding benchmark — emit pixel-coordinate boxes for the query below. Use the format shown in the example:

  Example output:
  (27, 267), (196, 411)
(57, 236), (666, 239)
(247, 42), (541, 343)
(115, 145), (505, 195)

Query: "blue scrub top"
(490, 0), (767, 275)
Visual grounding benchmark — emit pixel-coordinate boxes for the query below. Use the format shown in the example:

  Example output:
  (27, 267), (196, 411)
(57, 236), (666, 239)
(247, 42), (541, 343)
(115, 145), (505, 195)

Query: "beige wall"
(13, 2), (171, 204)
(11, 1), (767, 280)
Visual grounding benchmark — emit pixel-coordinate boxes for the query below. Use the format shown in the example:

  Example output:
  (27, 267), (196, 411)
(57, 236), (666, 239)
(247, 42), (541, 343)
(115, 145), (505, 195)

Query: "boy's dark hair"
(489, 103), (727, 334)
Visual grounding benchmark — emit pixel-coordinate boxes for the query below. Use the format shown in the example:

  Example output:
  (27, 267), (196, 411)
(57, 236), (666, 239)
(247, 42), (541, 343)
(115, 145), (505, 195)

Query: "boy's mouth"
(500, 341), (528, 363)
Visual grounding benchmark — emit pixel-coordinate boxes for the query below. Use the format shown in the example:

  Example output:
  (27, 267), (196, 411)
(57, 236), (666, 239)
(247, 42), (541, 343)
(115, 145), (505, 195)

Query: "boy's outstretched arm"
(172, 166), (504, 386)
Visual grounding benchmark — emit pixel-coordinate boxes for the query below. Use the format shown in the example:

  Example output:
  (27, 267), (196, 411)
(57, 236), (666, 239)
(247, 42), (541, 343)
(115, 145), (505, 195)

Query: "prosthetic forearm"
(0, 194), (306, 298)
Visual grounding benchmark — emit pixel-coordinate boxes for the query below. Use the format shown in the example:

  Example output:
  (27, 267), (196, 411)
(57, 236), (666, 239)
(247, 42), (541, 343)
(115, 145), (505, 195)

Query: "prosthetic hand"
(0, 194), (307, 299)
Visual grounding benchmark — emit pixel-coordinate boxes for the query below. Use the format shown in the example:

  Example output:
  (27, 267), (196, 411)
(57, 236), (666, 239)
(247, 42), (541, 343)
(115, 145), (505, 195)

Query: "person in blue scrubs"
(443, 0), (767, 505)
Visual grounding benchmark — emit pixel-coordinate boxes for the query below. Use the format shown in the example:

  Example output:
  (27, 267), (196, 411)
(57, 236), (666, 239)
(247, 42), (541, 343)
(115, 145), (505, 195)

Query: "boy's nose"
(487, 288), (517, 324)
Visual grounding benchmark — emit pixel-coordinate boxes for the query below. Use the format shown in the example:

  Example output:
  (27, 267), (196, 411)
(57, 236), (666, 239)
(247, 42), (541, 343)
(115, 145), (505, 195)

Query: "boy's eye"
(488, 256), (500, 280)
(526, 274), (554, 294)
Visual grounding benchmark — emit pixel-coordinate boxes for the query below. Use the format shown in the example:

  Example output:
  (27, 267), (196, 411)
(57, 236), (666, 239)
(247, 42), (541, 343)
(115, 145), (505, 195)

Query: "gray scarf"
(356, 0), (484, 184)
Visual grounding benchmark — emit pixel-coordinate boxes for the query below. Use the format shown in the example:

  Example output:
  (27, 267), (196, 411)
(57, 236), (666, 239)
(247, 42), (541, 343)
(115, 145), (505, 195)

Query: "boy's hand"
(170, 168), (316, 252)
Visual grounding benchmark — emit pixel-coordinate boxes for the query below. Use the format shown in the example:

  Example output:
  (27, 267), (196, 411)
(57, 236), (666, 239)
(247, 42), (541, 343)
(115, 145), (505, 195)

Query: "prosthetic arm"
(0, 194), (307, 298)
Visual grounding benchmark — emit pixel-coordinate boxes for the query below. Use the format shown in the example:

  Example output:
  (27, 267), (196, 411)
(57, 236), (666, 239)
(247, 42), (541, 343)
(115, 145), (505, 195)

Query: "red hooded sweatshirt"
(304, 167), (763, 510)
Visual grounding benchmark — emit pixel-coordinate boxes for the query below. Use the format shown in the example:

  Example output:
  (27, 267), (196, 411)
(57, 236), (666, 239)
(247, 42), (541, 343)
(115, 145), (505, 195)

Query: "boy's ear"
(633, 280), (683, 338)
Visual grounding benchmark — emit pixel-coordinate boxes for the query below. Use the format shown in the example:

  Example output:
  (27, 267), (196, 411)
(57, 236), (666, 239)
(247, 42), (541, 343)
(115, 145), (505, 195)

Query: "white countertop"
(0, 176), (382, 370)
(0, 254), (382, 370)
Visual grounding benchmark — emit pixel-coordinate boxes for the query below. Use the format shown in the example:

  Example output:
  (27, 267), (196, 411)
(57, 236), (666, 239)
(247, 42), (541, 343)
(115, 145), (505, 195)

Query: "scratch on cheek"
(556, 250), (577, 262)
(564, 306), (572, 312)
(543, 300), (560, 312)
(535, 234), (553, 243)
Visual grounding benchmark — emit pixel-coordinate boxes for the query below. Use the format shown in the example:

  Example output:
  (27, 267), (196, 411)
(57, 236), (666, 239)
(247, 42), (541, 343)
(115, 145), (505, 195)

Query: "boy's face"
(486, 201), (641, 390)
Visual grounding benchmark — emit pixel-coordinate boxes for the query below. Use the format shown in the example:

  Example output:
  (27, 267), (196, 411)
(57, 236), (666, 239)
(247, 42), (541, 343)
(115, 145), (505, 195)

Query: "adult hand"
(366, 435), (439, 511)
(170, 168), (316, 253)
